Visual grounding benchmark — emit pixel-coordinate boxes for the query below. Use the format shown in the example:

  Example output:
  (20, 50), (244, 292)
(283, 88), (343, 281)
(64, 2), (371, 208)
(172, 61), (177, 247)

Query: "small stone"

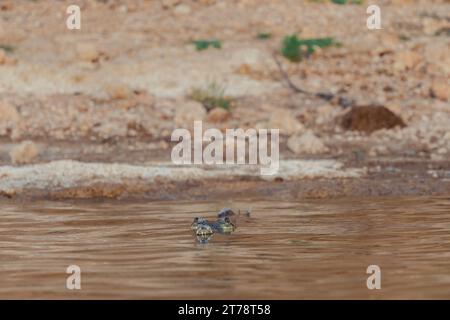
(76, 43), (101, 62)
(174, 101), (206, 127)
(315, 104), (337, 125)
(173, 4), (191, 15)
(287, 130), (329, 155)
(268, 109), (304, 135)
(0, 101), (20, 123)
(422, 17), (445, 36)
(424, 42), (450, 75)
(117, 5), (128, 13)
(206, 107), (230, 123)
(9, 141), (39, 165)
(161, 0), (181, 8)
(0, 1), (13, 11)
(106, 84), (133, 100)
(430, 79), (450, 101)
(368, 145), (389, 157)
(393, 50), (421, 71)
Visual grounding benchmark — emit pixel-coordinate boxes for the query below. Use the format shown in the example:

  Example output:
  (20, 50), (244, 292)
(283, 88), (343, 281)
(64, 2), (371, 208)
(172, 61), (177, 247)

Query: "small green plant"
(0, 44), (14, 53)
(192, 39), (222, 51)
(399, 34), (411, 41)
(256, 32), (272, 40)
(281, 35), (336, 62)
(191, 81), (231, 111)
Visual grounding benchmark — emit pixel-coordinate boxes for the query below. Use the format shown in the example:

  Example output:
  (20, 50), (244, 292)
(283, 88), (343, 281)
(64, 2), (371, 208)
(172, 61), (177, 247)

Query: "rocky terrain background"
(0, 0), (449, 199)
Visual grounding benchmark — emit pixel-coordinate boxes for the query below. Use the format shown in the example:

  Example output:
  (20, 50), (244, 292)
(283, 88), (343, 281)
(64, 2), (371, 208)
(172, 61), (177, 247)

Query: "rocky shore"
(0, 0), (449, 200)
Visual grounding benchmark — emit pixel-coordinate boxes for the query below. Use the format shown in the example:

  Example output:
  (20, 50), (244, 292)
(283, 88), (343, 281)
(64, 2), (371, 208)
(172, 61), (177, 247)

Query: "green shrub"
(191, 81), (231, 111)
(281, 35), (336, 62)
(256, 32), (272, 40)
(192, 40), (222, 51)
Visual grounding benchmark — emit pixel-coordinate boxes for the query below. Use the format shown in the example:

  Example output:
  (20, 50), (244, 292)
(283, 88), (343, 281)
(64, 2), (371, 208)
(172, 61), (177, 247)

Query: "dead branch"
(272, 53), (336, 102)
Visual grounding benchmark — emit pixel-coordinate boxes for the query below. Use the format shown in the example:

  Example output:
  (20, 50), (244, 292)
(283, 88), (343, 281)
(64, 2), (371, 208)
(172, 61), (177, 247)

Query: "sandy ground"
(0, 0), (449, 200)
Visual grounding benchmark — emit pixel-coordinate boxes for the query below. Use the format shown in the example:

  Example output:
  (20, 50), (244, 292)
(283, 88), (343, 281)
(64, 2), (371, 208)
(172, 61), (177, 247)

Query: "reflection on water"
(0, 197), (449, 299)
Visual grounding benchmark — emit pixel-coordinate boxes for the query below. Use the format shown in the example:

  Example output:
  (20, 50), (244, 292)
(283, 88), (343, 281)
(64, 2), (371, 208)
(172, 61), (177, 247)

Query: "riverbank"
(0, 0), (449, 201)
(0, 158), (449, 200)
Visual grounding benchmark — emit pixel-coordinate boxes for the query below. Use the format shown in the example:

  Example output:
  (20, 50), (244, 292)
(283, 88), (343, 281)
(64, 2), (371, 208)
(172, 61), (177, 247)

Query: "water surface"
(0, 197), (449, 299)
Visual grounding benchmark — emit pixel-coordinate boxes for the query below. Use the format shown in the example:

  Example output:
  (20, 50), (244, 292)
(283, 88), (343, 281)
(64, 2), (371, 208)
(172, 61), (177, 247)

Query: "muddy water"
(0, 197), (449, 299)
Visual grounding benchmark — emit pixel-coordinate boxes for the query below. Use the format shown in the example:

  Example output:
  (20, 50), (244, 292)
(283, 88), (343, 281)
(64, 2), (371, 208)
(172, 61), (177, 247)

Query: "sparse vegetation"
(0, 45), (14, 53)
(192, 40), (222, 51)
(434, 27), (450, 37)
(256, 32), (272, 40)
(399, 34), (411, 41)
(191, 81), (231, 112)
(281, 35), (336, 62)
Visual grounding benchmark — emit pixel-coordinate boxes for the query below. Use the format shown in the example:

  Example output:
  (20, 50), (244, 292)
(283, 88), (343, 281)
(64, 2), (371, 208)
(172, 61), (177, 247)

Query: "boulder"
(341, 106), (406, 134)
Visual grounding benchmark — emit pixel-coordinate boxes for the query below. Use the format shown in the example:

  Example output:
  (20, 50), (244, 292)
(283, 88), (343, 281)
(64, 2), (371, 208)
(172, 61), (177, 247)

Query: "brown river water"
(0, 196), (449, 299)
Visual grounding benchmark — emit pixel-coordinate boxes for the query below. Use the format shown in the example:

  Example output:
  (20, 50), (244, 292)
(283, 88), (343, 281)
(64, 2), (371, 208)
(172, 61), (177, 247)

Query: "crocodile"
(191, 208), (251, 243)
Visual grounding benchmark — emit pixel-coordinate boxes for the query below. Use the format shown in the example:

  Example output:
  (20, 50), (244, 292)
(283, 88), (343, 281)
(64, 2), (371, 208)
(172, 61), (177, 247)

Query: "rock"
(368, 145), (389, 157)
(174, 101), (206, 127)
(161, 0), (181, 8)
(9, 141), (39, 165)
(206, 107), (230, 123)
(393, 50), (422, 71)
(0, 101), (20, 123)
(430, 79), (450, 101)
(106, 84), (133, 100)
(0, 1), (13, 11)
(422, 17), (447, 36)
(315, 104), (338, 125)
(173, 4), (191, 15)
(287, 130), (329, 155)
(268, 109), (304, 135)
(424, 42), (450, 75)
(341, 106), (406, 134)
(379, 32), (400, 49)
(76, 43), (101, 62)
